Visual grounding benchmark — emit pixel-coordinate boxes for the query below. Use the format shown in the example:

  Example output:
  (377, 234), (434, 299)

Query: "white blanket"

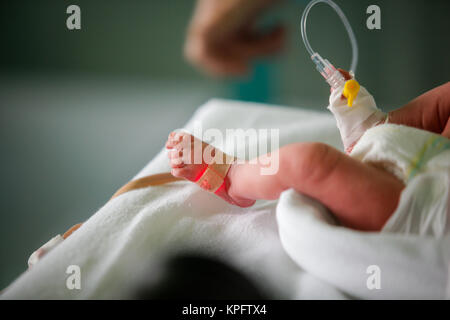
(2, 99), (448, 299)
(277, 190), (450, 299)
(1, 99), (344, 299)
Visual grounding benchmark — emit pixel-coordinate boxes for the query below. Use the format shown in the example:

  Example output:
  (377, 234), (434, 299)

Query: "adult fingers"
(184, 36), (249, 76)
(230, 25), (286, 59)
(388, 82), (450, 136)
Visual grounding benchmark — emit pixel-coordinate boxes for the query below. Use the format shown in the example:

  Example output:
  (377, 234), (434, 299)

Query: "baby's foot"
(166, 131), (255, 207)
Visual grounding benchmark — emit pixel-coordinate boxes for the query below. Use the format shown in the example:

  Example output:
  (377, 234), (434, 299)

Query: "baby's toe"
(171, 167), (188, 178)
(168, 148), (183, 159)
(166, 131), (182, 149)
(170, 157), (185, 168)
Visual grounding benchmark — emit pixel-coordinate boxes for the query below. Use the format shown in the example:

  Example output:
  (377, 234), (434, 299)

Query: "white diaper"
(351, 124), (450, 237)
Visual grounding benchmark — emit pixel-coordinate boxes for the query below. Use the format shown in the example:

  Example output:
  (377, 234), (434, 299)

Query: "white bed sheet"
(0, 99), (377, 299)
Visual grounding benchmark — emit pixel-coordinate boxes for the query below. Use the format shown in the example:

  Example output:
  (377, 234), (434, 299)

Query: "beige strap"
(62, 172), (182, 239)
(196, 151), (235, 193)
(63, 223), (83, 239)
(62, 152), (234, 239)
(111, 172), (182, 199)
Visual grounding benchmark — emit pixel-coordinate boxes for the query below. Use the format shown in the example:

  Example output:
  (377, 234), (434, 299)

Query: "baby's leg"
(228, 142), (404, 231)
(166, 132), (404, 231)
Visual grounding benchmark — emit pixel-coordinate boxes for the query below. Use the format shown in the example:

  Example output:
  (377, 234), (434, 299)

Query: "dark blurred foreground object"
(134, 253), (267, 299)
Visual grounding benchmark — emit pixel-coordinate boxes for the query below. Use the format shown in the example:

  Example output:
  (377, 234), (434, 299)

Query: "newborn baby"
(25, 73), (449, 269)
(166, 71), (450, 232)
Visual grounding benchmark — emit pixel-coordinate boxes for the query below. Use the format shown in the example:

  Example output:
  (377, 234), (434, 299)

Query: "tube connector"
(311, 53), (345, 90)
(300, 0), (359, 89)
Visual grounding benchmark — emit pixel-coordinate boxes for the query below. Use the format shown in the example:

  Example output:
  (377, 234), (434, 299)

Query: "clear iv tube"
(300, 0), (358, 78)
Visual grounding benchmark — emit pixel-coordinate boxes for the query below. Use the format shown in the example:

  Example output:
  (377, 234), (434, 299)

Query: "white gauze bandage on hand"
(327, 83), (386, 152)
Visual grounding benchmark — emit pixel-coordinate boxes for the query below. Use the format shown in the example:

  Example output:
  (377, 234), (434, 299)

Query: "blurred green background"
(1, 0), (449, 289)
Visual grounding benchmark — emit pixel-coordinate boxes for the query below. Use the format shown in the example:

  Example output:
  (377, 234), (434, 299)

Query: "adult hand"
(337, 69), (450, 138)
(388, 82), (450, 138)
(184, 0), (285, 76)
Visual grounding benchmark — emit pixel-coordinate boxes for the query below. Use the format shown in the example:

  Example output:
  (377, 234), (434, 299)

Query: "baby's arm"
(227, 142), (404, 231)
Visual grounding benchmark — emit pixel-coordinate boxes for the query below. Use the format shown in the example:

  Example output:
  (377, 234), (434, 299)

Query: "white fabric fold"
(276, 189), (449, 299)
